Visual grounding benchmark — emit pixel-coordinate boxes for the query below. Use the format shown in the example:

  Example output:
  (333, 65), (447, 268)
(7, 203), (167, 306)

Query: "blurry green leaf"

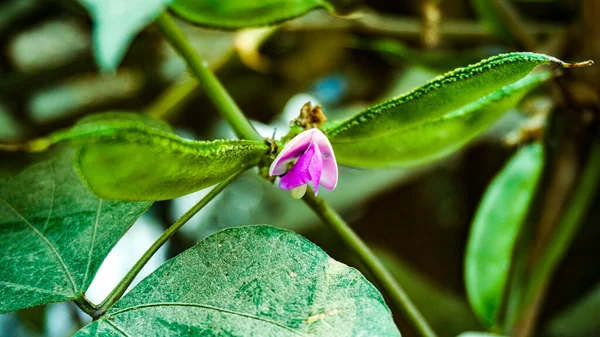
(471, 0), (535, 47)
(0, 0), (37, 35)
(76, 111), (174, 132)
(465, 143), (545, 327)
(502, 231), (528, 331)
(522, 141), (600, 336)
(327, 52), (567, 168)
(0, 150), (150, 313)
(78, 0), (171, 71)
(8, 19), (89, 74)
(74, 225), (401, 337)
(170, 0), (333, 29)
(457, 333), (505, 337)
(356, 38), (505, 72)
(29, 69), (143, 124)
(547, 280), (600, 337)
(41, 112), (269, 201)
(0, 104), (25, 141)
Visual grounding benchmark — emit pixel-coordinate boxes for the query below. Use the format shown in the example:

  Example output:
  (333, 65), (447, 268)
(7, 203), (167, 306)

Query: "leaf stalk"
(74, 294), (98, 317)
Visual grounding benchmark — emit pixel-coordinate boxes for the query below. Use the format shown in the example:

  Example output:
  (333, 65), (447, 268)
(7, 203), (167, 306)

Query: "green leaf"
(76, 111), (175, 133)
(457, 333), (505, 337)
(78, 0), (172, 71)
(74, 225), (401, 336)
(547, 280), (600, 337)
(470, 0), (533, 47)
(40, 112), (270, 201)
(169, 0), (329, 29)
(0, 150), (150, 313)
(326, 52), (578, 168)
(464, 143), (545, 327)
(0, 104), (25, 141)
(356, 38), (504, 72)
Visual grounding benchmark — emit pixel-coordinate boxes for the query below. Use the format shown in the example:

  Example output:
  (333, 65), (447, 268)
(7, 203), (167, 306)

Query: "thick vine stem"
(154, 13), (262, 142)
(303, 192), (438, 337)
(92, 172), (243, 319)
(155, 11), (436, 337)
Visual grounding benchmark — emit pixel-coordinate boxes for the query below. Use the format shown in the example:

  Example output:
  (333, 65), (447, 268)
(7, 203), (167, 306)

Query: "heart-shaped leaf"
(0, 150), (150, 313)
(169, 0), (345, 29)
(465, 143), (544, 326)
(74, 225), (401, 337)
(35, 113), (270, 201)
(326, 52), (589, 168)
(78, 0), (172, 71)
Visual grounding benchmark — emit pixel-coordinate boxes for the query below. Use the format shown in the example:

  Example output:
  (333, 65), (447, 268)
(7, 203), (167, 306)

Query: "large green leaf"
(465, 143), (544, 327)
(326, 52), (581, 168)
(37, 113), (270, 201)
(74, 225), (401, 336)
(78, 0), (172, 71)
(169, 0), (338, 29)
(0, 150), (150, 313)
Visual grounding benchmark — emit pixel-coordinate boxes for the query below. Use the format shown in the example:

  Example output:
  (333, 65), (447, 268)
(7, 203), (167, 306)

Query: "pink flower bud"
(269, 128), (338, 198)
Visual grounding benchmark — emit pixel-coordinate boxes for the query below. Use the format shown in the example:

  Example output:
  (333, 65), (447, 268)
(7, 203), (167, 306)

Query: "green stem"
(93, 172), (242, 319)
(518, 140), (600, 333)
(156, 11), (435, 337)
(74, 294), (97, 317)
(154, 13), (261, 141)
(303, 192), (438, 337)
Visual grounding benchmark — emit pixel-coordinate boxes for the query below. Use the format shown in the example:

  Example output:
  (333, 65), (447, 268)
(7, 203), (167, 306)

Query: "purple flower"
(269, 128), (338, 198)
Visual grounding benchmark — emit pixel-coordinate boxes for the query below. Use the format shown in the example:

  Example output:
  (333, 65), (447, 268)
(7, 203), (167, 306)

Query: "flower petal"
(269, 129), (316, 176)
(290, 184), (308, 199)
(308, 144), (323, 195)
(312, 129), (338, 190)
(278, 143), (316, 190)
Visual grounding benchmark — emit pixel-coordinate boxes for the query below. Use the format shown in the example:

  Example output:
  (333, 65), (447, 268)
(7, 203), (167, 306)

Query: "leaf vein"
(82, 200), (102, 289)
(110, 302), (304, 336)
(0, 196), (78, 295)
(105, 319), (132, 337)
(0, 281), (72, 297)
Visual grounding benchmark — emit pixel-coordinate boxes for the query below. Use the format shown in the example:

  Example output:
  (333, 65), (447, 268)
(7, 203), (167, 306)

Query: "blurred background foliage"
(0, 0), (598, 336)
